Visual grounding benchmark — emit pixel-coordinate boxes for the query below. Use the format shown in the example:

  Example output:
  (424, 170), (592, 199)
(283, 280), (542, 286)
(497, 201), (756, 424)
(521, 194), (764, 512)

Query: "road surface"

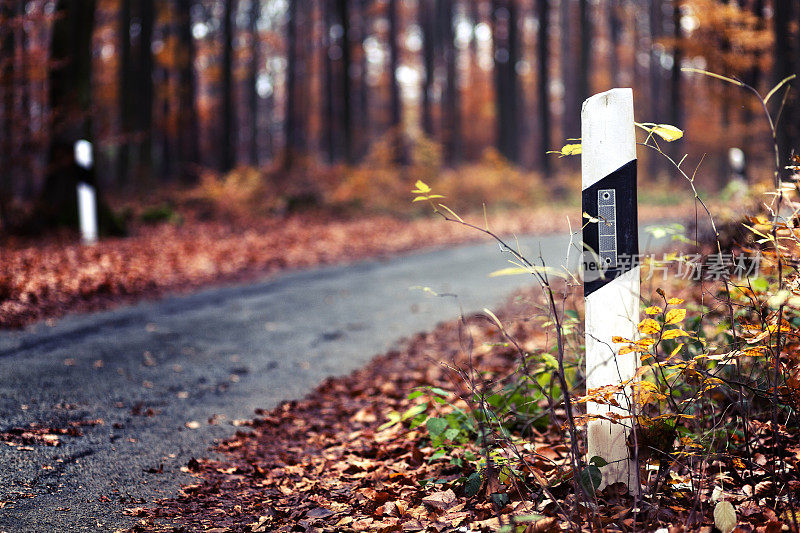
(0, 227), (666, 531)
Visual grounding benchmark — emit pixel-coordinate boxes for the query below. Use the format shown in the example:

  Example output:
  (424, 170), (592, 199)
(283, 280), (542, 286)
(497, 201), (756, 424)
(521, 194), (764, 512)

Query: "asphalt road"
(0, 227), (665, 532)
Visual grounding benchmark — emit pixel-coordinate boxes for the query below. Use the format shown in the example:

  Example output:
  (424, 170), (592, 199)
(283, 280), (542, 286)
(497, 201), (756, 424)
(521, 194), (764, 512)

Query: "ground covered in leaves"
(127, 279), (800, 533)
(0, 203), (690, 329)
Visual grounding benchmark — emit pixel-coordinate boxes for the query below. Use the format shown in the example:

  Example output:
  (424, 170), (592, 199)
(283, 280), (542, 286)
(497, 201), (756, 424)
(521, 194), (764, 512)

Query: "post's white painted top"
(581, 88), (636, 189)
(74, 140), (93, 170)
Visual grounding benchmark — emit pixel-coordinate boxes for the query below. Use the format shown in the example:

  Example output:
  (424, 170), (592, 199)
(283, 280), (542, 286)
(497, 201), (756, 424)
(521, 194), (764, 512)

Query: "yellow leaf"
(651, 124), (683, 142)
(645, 306), (662, 315)
(661, 329), (689, 340)
(619, 345), (636, 355)
(412, 180), (431, 194)
(665, 308), (686, 325)
(667, 297), (684, 305)
(633, 380), (666, 405)
(489, 267), (531, 277)
(555, 143), (581, 157)
(412, 196), (429, 202)
(612, 336), (632, 344)
(638, 318), (661, 335)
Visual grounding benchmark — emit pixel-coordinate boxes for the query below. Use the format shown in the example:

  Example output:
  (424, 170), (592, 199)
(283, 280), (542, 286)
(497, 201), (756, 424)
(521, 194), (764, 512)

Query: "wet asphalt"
(0, 227), (666, 532)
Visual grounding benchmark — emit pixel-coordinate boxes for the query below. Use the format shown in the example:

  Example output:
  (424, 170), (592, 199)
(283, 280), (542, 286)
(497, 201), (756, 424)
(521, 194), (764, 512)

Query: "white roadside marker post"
(74, 140), (98, 245)
(581, 88), (640, 490)
(77, 182), (98, 245)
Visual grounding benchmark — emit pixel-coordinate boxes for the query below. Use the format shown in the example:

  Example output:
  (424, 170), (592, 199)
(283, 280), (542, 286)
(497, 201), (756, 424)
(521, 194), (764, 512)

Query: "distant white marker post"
(75, 140), (98, 245)
(581, 88), (640, 489)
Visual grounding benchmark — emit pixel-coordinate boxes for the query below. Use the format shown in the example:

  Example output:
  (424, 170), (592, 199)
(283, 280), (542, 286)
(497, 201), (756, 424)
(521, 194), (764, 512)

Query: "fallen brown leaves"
(126, 274), (800, 532)
(0, 204), (691, 329)
(129, 288), (569, 532)
(0, 419), (103, 448)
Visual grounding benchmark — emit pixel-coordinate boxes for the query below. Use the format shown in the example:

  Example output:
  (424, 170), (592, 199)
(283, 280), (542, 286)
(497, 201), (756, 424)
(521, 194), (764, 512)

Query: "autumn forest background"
(0, 0), (798, 236)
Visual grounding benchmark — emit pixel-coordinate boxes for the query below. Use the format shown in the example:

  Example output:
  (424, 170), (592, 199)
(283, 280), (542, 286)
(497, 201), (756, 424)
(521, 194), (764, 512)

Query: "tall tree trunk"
(118, 0), (132, 186)
(248, 0), (261, 167)
(135, 0), (154, 183)
(337, 0), (353, 163)
(177, 0), (199, 182)
(388, 0), (401, 130)
(420, 0), (434, 138)
(221, 0), (235, 172)
(440, 0), (460, 165)
(560, 0), (578, 139)
(492, 0), (520, 163)
(669, 0), (682, 167)
(323, 0), (336, 163)
(578, 0), (591, 103)
(0, 2), (13, 226)
(387, 0), (405, 163)
(35, 0), (116, 235)
(608, 0), (621, 87)
(284, 0), (306, 170)
(649, 0), (664, 181)
(740, 0), (763, 173)
(773, 0), (798, 173)
(46, 0), (95, 180)
(537, 0), (551, 174)
(356, 0), (370, 160)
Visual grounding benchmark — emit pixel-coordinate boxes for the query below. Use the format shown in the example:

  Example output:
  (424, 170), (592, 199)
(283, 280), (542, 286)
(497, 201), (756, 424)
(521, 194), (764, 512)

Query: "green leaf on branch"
(426, 417), (448, 437)
(465, 471), (482, 497)
(580, 465), (603, 494)
(589, 455), (608, 467)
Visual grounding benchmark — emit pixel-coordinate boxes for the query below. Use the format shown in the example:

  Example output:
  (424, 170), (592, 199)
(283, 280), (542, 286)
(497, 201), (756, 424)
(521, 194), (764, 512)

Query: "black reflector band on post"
(582, 159), (638, 297)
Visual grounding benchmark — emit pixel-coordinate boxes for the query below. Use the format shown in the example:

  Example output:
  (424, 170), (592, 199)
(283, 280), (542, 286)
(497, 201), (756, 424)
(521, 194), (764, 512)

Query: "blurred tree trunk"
(35, 0), (120, 235)
(135, 0), (154, 183)
(492, 0), (520, 163)
(338, 0), (353, 163)
(284, 0), (306, 170)
(650, 0), (663, 181)
(221, 0), (234, 172)
(248, 0), (261, 167)
(420, 0), (434, 137)
(440, 0), (460, 165)
(355, 0), (370, 160)
(388, 0), (406, 164)
(156, 9), (174, 181)
(323, 0), (336, 163)
(536, 0), (551, 174)
(0, 2), (14, 226)
(560, 0), (578, 139)
(118, 0), (132, 186)
(773, 0), (799, 172)
(608, 0), (621, 87)
(177, 0), (199, 182)
(44, 0), (96, 194)
(739, 0), (762, 173)
(578, 0), (590, 104)
(669, 0), (682, 166)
